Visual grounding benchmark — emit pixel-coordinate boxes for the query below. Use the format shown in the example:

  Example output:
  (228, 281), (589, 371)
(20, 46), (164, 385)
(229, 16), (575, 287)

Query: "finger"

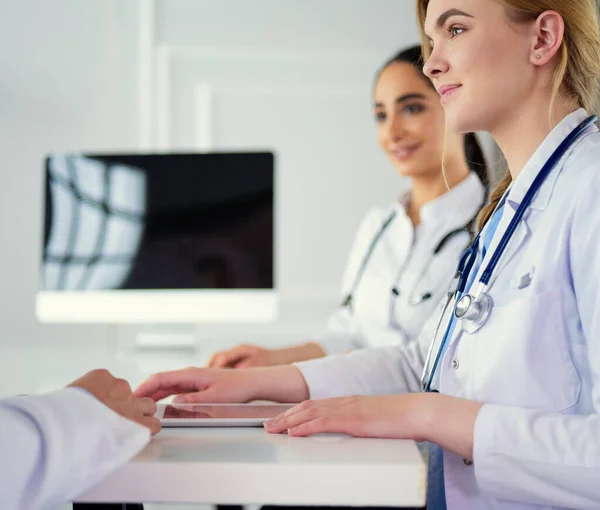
(234, 360), (257, 369)
(271, 400), (312, 421)
(264, 398), (346, 432)
(139, 415), (162, 436)
(216, 350), (250, 368)
(115, 378), (133, 395)
(173, 388), (230, 404)
(208, 353), (236, 368)
(172, 391), (213, 404)
(148, 384), (204, 402)
(137, 397), (157, 416)
(264, 407), (318, 433)
(207, 352), (223, 368)
(287, 416), (337, 437)
(134, 368), (203, 399)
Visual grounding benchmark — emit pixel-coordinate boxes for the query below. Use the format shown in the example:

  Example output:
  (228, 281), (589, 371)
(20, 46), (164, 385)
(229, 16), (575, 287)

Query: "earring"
(535, 53), (542, 59)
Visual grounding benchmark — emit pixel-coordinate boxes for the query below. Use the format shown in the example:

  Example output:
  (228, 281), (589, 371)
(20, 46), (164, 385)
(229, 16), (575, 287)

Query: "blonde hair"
(416, 0), (600, 229)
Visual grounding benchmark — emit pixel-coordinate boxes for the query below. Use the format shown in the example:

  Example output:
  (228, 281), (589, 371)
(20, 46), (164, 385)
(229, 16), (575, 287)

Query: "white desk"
(76, 427), (426, 507)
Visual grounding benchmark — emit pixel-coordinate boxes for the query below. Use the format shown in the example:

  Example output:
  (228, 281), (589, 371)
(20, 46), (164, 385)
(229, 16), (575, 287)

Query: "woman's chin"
(393, 162), (427, 179)
(444, 108), (484, 135)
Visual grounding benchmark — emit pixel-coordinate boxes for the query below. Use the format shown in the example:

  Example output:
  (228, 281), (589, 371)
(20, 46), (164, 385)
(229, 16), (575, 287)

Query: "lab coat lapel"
(487, 210), (531, 288)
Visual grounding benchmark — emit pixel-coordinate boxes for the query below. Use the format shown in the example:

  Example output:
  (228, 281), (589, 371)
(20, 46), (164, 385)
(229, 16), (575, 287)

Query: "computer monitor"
(37, 152), (277, 323)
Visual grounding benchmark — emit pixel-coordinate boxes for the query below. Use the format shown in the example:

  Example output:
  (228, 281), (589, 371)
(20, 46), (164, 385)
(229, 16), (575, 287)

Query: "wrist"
(410, 393), (442, 443)
(252, 365), (310, 403)
(412, 393), (483, 460)
(270, 346), (296, 365)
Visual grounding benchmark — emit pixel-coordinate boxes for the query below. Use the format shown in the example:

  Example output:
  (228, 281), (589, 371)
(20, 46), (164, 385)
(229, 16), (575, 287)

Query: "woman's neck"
(491, 95), (578, 180)
(407, 157), (471, 226)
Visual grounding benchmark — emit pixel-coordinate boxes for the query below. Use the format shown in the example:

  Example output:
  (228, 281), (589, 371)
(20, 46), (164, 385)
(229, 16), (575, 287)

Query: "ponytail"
(464, 132), (490, 205)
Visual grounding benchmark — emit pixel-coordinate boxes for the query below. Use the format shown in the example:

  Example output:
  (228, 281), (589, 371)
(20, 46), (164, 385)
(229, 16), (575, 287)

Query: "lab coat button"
(451, 359), (460, 370)
(463, 459), (473, 466)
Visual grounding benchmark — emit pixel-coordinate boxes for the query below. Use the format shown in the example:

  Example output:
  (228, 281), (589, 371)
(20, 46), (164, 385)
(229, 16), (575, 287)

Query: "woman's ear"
(530, 10), (565, 65)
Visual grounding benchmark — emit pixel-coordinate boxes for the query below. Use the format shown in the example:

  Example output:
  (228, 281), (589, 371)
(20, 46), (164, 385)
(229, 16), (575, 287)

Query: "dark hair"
(375, 45), (490, 204)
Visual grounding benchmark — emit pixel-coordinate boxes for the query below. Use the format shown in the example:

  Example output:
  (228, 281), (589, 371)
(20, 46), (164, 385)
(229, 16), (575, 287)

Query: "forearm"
(278, 342), (326, 364)
(251, 365), (310, 403)
(418, 393), (483, 460)
(296, 343), (425, 400)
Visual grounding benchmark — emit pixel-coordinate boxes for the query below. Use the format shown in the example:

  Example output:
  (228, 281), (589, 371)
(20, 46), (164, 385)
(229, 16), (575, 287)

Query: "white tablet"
(155, 403), (296, 427)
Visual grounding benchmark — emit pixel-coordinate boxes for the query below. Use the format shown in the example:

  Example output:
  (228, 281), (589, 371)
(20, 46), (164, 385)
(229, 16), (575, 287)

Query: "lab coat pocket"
(473, 287), (581, 411)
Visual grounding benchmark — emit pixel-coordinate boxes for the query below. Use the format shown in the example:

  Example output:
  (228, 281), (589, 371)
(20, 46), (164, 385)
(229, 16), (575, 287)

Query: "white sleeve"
(0, 388), (150, 510)
(313, 306), (362, 355)
(314, 207), (392, 355)
(295, 296), (440, 399)
(472, 172), (600, 508)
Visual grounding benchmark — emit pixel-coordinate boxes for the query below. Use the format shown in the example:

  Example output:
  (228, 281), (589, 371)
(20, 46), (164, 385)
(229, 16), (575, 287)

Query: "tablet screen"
(162, 404), (294, 420)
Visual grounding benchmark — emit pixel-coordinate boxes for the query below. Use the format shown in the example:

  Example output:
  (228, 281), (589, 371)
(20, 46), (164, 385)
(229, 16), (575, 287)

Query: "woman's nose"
(423, 48), (448, 80)
(385, 116), (406, 142)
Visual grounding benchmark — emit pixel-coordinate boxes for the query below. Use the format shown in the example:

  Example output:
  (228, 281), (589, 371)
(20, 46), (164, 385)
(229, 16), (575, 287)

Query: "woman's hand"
(264, 393), (483, 461)
(264, 394), (429, 440)
(134, 365), (310, 404)
(134, 367), (256, 403)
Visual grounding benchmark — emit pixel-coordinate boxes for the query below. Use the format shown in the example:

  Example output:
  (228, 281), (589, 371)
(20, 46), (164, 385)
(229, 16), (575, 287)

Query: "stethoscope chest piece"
(454, 292), (493, 333)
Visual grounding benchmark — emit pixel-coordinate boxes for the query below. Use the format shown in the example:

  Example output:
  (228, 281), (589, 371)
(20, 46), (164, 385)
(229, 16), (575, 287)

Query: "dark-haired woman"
(207, 45), (489, 369)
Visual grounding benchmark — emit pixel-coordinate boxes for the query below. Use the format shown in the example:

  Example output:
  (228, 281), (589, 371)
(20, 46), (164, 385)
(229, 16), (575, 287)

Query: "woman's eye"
(403, 104), (425, 115)
(448, 26), (465, 38)
(375, 111), (387, 122)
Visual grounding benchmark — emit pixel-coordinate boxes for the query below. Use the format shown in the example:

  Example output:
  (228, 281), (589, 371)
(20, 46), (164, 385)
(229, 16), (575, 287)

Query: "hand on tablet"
(134, 367), (256, 403)
(263, 394), (430, 440)
(135, 365), (311, 404)
(69, 369), (161, 435)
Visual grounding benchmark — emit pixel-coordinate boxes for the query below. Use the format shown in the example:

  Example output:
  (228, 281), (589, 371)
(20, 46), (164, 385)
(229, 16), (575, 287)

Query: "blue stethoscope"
(421, 114), (598, 392)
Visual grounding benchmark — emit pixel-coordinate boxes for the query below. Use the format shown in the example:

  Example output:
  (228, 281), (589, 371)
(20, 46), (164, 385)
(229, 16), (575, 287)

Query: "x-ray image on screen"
(41, 152), (274, 292)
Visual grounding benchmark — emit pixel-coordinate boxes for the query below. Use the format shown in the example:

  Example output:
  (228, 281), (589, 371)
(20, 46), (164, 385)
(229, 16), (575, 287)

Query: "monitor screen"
(37, 152), (276, 323)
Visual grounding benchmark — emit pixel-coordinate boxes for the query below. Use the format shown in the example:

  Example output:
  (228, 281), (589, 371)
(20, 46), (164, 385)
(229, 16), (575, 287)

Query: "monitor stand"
(132, 324), (197, 351)
(107, 324), (205, 375)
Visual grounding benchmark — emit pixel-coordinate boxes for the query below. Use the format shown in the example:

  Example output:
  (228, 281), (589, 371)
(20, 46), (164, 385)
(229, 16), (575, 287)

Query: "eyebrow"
(435, 8), (474, 28)
(374, 93), (426, 108)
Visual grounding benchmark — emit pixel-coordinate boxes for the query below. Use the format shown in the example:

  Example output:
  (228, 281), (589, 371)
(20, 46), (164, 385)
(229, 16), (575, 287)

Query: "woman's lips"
(391, 143), (421, 161)
(439, 84), (462, 104)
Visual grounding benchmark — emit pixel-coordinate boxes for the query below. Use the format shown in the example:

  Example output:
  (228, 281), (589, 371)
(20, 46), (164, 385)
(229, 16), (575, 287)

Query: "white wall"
(0, 0), (422, 390)
(0, 0), (141, 352)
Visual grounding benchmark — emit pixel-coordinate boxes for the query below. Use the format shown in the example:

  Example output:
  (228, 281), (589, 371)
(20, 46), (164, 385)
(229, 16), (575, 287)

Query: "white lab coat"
(297, 109), (600, 509)
(314, 171), (485, 355)
(0, 388), (150, 510)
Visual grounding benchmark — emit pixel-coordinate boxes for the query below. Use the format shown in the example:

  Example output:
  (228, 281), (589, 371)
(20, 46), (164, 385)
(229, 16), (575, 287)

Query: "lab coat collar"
(505, 108), (597, 213)
(396, 171), (486, 231)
